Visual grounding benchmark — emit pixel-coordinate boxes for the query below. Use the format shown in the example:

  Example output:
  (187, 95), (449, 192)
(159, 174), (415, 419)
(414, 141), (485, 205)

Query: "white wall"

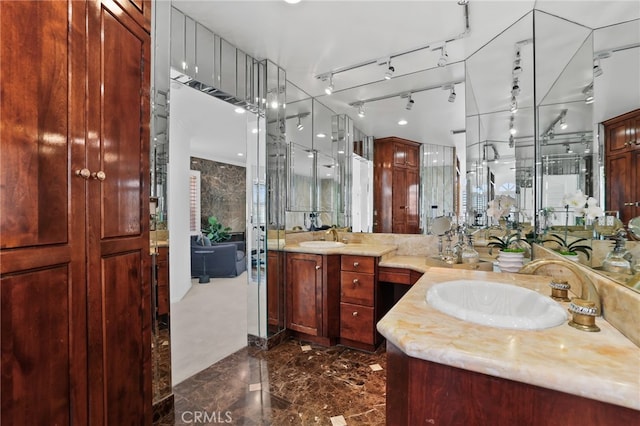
(168, 83), (193, 303)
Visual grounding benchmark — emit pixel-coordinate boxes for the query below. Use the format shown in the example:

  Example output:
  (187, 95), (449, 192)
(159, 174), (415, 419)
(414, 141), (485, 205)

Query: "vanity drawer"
(341, 255), (376, 273)
(340, 303), (374, 345)
(340, 271), (374, 306)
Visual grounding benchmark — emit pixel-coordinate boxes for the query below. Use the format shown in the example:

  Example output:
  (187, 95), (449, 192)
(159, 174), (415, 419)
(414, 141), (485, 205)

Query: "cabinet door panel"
(286, 254), (322, 336)
(406, 168), (421, 233)
(606, 120), (631, 154)
(0, 2), (88, 424)
(87, 1), (151, 424)
(606, 154), (632, 224)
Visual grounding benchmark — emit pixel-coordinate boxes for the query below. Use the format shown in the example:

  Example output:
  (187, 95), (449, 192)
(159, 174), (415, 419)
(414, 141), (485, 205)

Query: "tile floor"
(154, 338), (387, 425)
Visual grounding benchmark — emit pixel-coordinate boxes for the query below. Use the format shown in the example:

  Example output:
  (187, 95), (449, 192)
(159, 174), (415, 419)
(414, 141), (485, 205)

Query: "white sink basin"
(298, 241), (346, 248)
(426, 280), (567, 330)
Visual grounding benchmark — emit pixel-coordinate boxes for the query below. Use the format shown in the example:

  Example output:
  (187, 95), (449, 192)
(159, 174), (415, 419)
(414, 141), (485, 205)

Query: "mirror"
(534, 12), (640, 291)
(465, 12), (535, 229)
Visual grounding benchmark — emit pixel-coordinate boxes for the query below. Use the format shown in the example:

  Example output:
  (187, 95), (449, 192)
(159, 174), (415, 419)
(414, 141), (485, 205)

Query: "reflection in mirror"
(465, 12), (534, 229)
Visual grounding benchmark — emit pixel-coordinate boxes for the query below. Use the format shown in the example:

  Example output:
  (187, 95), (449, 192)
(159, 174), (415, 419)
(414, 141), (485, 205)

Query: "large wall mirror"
(465, 12), (535, 228)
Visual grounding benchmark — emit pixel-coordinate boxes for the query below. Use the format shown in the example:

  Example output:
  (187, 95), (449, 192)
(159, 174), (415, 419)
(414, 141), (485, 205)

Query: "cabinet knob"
(353, 262), (359, 268)
(315, 265), (321, 270)
(75, 168), (91, 179)
(352, 278), (359, 287)
(625, 202), (634, 206)
(352, 311), (358, 317)
(92, 170), (106, 181)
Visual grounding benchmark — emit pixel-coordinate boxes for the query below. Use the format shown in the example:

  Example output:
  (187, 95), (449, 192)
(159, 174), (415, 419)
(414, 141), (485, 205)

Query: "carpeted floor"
(170, 272), (249, 385)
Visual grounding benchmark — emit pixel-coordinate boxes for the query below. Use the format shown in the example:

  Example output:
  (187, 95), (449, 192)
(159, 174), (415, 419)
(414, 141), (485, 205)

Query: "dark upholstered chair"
(190, 236), (246, 282)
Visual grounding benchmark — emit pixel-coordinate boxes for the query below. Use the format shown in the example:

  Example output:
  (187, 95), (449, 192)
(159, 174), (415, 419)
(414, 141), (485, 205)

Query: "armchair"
(190, 236), (247, 282)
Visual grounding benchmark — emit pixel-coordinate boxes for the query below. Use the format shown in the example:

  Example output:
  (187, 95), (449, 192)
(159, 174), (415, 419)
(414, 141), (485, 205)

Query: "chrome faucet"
(326, 226), (339, 242)
(520, 258), (601, 316)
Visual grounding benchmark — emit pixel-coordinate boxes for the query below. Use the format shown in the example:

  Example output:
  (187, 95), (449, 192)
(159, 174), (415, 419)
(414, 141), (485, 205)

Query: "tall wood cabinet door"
(86, 1), (151, 424)
(267, 251), (285, 329)
(606, 154), (633, 224)
(0, 2), (88, 425)
(606, 119), (631, 155)
(392, 169), (408, 233)
(286, 253), (323, 336)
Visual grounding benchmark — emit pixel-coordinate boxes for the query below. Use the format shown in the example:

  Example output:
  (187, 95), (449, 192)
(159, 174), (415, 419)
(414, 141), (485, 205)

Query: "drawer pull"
(353, 262), (359, 268)
(315, 265), (321, 270)
(352, 278), (359, 286)
(352, 311), (359, 317)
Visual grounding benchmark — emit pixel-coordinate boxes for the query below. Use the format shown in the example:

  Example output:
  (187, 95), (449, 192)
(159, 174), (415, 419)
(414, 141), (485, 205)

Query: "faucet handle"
(549, 280), (571, 301)
(568, 299), (600, 332)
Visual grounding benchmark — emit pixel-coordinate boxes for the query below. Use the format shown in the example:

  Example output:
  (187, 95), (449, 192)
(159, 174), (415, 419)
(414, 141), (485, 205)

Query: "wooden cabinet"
(386, 342), (640, 426)
(286, 252), (340, 346)
(374, 137), (421, 234)
(0, 1), (151, 424)
(604, 109), (640, 225)
(267, 250), (285, 330)
(339, 255), (380, 350)
(156, 247), (170, 316)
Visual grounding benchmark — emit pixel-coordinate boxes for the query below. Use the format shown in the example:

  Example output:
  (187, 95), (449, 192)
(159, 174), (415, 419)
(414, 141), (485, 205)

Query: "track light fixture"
(509, 115), (517, 135)
(357, 103), (366, 118)
(384, 61), (395, 80)
(593, 58), (603, 77)
(438, 43), (448, 67)
(511, 78), (520, 97)
(508, 135), (514, 148)
(324, 74), (334, 95)
(448, 86), (456, 102)
(296, 117), (304, 131)
(406, 94), (414, 110)
(510, 96), (518, 113)
(565, 144), (573, 154)
(560, 117), (568, 130)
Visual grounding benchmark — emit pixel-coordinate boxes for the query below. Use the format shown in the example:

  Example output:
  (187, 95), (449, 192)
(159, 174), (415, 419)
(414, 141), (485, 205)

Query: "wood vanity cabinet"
(604, 109), (640, 225)
(339, 255), (381, 351)
(386, 342), (640, 426)
(286, 252), (340, 346)
(374, 137), (421, 234)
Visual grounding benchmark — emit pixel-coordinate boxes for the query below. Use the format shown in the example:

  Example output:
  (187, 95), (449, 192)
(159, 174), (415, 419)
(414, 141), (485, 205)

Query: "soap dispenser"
(602, 229), (632, 275)
(460, 234), (480, 264)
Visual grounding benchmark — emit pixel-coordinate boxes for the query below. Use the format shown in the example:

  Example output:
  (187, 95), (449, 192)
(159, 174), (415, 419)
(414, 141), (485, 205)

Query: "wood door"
(392, 169), (408, 233)
(0, 1), (88, 424)
(605, 118), (631, 155)
(606, 153), (633, 224)
(286, 253), (322, 336)
(86, 1), (151, 424)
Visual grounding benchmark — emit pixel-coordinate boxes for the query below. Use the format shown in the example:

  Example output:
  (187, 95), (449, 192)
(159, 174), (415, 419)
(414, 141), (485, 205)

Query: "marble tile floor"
(154, 338), (387, 425)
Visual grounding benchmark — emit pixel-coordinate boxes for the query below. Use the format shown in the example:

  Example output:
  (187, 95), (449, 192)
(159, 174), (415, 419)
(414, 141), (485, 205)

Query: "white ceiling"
(169, 0), (639, 163)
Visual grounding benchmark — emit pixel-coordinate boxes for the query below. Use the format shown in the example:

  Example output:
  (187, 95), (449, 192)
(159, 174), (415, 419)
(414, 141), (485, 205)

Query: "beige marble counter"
(380, 254), (495, 272)
(283, 242), (397, 257)
(377, 267), (640, 411)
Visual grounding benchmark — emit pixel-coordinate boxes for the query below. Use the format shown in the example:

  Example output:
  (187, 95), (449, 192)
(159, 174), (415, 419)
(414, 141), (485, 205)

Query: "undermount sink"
(426, 280), (567, 330)
(298, 240), (346, 248)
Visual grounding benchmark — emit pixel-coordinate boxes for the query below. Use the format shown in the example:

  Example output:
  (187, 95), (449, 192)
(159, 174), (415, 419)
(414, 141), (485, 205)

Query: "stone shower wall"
(191, 157), (246, 233)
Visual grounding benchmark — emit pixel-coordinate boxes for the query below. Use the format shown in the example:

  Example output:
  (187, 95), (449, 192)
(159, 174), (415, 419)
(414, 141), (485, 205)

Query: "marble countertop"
(283, 242), (397, 257)
(377, 267), (640, 410)
(380, 254), (495, 272)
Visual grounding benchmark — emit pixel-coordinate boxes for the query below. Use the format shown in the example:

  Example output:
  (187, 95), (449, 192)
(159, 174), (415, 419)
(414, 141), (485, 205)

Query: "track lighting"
(448, 87), (456, 103)
(438, 44), (448, 67)
(510, 96), (518, 113)
(560, 117), (568, 130)
(593, 58), (603, 78)
(384, 62), (395, 80)
(324, 74), (334, 95)
(509, 116), (517, 135)
(508, 135), (514, 148)
(357, 103), (366, 118)
(511, 79), (520, 97)
(296, 117), (304, 131)
(565, 144), (572, 154)
(406, 94), (414, 110)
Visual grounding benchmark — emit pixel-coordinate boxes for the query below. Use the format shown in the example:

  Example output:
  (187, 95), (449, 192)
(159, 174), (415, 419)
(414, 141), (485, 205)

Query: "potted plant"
(543, 233), (592, 262)
(202, 216), (232, 243)
(487, 233), (528, 273)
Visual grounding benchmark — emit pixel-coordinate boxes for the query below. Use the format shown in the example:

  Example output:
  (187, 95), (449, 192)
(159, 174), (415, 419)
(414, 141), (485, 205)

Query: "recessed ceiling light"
(237, 153), (244, 157)
(284, 0), (301, 3)
(398, 119), (408, 126)
(316, 133), (326, 138)
(251, 128), (258, 134)
(338, 150), (345, 154)
(234, 107), (246, 114)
